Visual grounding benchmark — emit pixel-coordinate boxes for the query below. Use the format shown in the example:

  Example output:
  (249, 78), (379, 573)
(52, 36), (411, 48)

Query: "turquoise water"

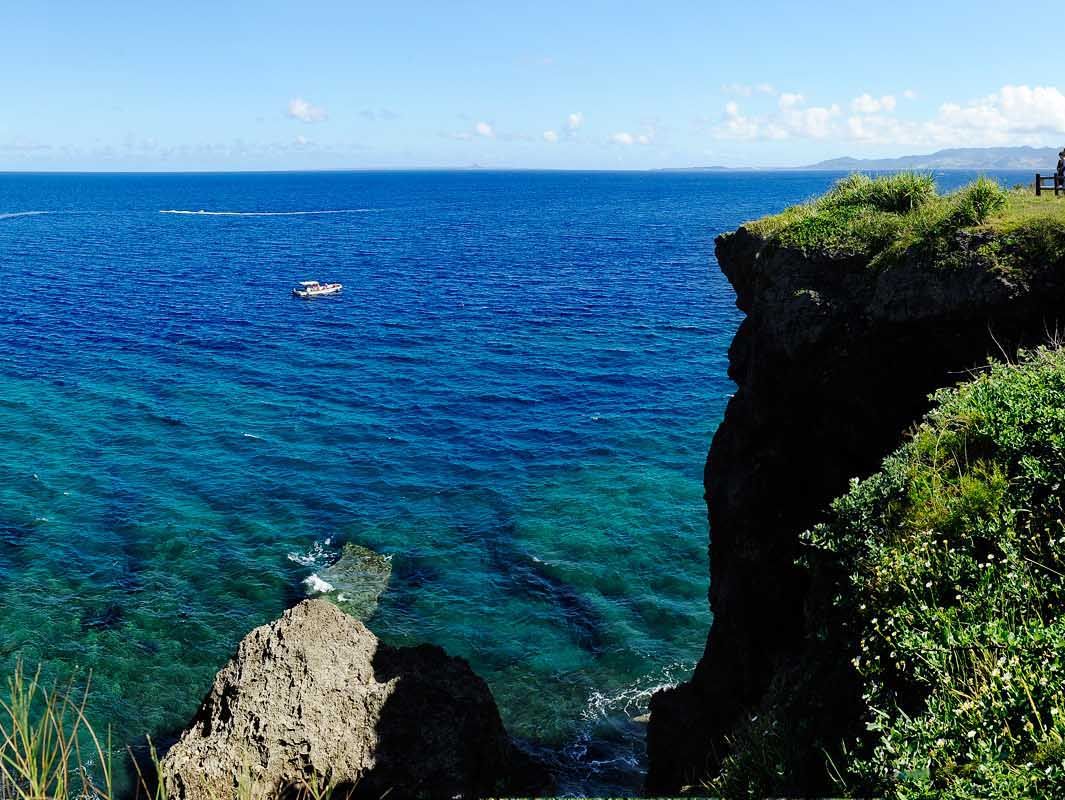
(0, 170), (1019, 793)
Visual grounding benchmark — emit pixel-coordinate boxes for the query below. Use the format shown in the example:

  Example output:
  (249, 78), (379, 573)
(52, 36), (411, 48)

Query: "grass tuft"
(0, 661), (111, 800)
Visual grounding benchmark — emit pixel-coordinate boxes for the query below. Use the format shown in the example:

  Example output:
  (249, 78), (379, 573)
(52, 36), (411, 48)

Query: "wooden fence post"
(1036, 174), (1042, 196)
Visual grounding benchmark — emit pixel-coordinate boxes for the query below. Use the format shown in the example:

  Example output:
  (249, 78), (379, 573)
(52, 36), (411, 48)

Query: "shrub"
(801, 347), (1065, 798)
(949, 176), (1009, 226)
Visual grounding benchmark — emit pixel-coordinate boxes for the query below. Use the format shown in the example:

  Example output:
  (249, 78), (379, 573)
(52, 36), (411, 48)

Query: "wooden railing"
(1035, 174), (1064, 196)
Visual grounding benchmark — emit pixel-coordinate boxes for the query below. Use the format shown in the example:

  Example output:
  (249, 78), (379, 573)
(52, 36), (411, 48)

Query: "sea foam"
(302, 574), (335, 594)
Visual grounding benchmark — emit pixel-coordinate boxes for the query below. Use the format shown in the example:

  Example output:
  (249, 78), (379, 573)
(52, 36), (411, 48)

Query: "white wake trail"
(0, 211), (48, 220)
(159, 208), (374, 217)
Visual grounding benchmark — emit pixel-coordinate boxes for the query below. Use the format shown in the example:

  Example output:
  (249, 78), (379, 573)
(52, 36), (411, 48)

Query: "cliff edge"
(647, 174), (1065, 793)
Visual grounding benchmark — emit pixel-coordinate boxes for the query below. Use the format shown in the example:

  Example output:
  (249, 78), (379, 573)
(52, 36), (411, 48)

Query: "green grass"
(713, 347), (1065, 798)
(743, 172), (1065, 273)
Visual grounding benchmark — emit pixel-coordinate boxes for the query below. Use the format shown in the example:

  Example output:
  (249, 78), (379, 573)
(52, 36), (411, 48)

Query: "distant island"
(664, 145), (1063, 172)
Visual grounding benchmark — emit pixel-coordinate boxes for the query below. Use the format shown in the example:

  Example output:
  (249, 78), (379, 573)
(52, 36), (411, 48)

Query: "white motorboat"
(293, 280), (343, 298)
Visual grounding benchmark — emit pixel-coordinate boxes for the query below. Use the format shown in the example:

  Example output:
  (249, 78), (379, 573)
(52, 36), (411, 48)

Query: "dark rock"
(161, 599), (549, 799)
(647, 228), (1065, 792)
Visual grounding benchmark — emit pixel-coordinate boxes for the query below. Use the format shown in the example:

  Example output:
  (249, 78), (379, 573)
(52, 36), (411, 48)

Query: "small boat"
(293, 280), (343, 298)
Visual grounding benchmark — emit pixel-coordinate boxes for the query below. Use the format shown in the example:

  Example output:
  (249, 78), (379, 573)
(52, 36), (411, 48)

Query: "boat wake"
(159, 208), (375, 217)
(0, 211), (48, 220)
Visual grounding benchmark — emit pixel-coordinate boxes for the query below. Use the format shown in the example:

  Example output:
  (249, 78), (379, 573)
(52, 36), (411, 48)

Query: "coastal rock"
(646, 227), (1065, 792)
(161, 599), (544, 799)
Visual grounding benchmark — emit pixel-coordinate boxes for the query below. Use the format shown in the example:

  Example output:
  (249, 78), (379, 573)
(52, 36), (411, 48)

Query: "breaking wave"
(302, 574), (335, 594)
(286, 537), (334, 568)
(581, 660), (694, 722)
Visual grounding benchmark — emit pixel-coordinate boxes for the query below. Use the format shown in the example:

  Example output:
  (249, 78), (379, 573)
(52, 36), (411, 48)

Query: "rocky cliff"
(161, 600), (546, 799)
(647, 215), (1065, 792)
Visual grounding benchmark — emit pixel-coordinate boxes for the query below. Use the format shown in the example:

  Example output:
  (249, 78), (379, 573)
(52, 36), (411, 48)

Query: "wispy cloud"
(450, 120), (496, 141)
(566, 112), (584, 132)
(611, 128), (654, 146)
(722, 82), (776, 97)
(543, 130), (559, 143)
(851, 93), (896, 114)
(287, 97), (327, 123)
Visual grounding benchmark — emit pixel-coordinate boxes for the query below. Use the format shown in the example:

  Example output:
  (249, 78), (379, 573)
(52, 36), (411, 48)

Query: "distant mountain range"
(804, 146), (1061, 171)
(665, 146), (1064, 172)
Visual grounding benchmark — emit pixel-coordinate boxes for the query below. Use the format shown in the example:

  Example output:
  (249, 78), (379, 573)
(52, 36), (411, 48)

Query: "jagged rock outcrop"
(646, 227), (1065, 792)
(161, 600), (544, 799)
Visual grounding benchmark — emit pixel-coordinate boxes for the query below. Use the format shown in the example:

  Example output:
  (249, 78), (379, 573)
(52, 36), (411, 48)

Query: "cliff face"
(646, 226), (1065, 792)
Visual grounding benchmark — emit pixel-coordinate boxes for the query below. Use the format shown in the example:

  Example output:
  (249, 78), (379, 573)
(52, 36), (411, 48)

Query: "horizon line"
(0, 165), (1042, 176)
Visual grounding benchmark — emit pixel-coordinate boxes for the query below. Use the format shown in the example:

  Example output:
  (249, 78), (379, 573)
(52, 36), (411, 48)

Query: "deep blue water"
(0, 169), (1029, 793)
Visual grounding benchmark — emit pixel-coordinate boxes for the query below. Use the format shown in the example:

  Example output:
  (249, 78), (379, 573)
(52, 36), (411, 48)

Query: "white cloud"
(611, 129), (654, 146)
(566, 112), (584, 131)
(718, 99), (839, 140)
(721, 101), (759, 139)
(903, 89), (918, 100)
(851, 93), (897, 114)
(293, 135), (311, 147)
(713, 84), (1065, 146)
(475, 121), (495, 138)
(287, 97), (327, 123)
(543, 130), (559, 143)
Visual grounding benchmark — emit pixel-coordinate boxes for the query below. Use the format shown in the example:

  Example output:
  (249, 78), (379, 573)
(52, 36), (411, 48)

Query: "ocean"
(0, 169), (1028, 794)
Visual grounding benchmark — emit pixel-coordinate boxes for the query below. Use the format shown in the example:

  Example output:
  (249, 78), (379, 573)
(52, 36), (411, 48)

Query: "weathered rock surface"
(161, 599), (543, 799)
(646, 228), (1065, 792)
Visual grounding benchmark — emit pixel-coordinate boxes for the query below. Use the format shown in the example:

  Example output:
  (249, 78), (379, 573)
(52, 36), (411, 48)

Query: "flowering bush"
(805, 347), (1065, 797)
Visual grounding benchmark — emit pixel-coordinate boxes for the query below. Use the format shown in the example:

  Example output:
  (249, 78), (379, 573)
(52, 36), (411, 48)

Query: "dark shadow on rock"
(345, 642), (551, 800)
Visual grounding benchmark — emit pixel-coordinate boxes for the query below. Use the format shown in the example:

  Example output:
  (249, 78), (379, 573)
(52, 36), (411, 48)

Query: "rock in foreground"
(161, 600), (543, 799)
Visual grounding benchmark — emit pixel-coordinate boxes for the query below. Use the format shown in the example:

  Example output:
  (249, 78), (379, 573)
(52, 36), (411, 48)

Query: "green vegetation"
(0, 662), (348, 800)
(744, 172), (1065, 273)
(715, 347), (1065, 798)
(0, 663), (111, 799)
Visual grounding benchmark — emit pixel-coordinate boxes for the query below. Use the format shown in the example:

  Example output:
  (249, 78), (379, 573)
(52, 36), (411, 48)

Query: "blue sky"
(3, 0), (1064, 170)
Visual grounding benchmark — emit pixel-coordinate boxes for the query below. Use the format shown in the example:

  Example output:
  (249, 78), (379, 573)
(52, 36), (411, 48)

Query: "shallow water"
(0, 169), (1025, 793)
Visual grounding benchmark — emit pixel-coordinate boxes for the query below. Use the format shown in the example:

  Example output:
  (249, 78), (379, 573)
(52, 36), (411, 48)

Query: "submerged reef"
(648, 174), (1065, 797)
